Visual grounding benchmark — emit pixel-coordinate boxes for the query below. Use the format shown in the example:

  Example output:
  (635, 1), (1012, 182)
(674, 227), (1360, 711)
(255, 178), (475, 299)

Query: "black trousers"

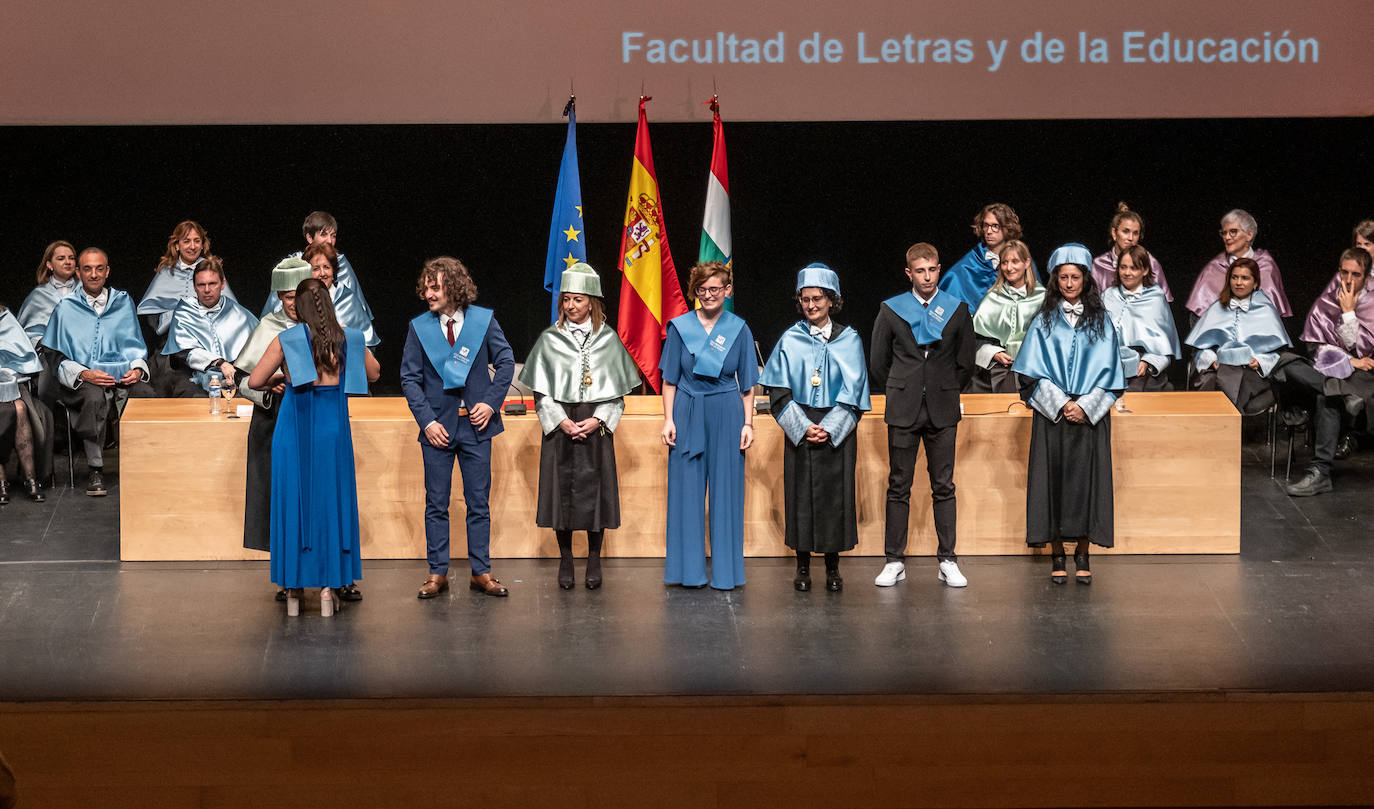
(1280, 360), (1341, 472)
(58, 379), (155, 465)
(884, 402), (957, 562)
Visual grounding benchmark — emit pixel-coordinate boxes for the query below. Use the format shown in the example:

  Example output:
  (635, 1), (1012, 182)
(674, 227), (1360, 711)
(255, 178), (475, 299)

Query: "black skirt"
(1026, 410), (1114, 548)
(536, 401), (620, 531)
(242, 397), (280, 551)
(781, 403), (859, 553)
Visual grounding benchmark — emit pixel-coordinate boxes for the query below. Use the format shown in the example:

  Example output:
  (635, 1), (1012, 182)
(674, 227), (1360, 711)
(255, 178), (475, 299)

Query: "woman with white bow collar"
(1185, 256), (1292, 415)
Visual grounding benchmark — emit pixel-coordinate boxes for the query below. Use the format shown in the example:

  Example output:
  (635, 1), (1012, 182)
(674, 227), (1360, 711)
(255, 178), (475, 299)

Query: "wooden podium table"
(118, 392), (1239, 561)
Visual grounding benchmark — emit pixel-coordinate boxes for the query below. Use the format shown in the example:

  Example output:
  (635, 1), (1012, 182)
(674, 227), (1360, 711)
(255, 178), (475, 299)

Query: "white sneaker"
(874, 561), (906, 587)
(938, 560), (967, 588)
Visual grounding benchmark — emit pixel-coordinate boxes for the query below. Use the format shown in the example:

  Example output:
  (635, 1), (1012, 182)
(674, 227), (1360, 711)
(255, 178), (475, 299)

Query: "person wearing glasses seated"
(518, 263), (641, 590)
(970, 239), (1045, 393)
(1186, 209), (1292, 322)
(760, 263), (870, 592)
(160, 258), (259, 398)
(1280, 248), (1374, 497)
(660, 261), (758, 591)
(41, 248), (154, 496)
(1091, 202), (1174, 302)
(1101, 244), (1183, 391)
(1185, 257), (1292, 415)
(938, 202), (1030, 314)
(0, 302), (53, 504)
(1012, 244), (1126, 585)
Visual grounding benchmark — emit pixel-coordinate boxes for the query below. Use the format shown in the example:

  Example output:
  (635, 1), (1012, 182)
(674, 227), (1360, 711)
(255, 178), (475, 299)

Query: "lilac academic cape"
(1186, 249), (1291, 317)
(1091, 249), (1173, 302)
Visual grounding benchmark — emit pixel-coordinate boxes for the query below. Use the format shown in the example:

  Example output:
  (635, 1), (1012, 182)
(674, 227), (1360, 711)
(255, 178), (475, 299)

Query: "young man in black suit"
(869, 242), (975, 588)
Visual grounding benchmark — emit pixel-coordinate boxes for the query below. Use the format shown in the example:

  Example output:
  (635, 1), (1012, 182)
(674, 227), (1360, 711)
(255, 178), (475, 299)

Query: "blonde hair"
(989, 240), (1037, 294)
(556, 294), (606, 332)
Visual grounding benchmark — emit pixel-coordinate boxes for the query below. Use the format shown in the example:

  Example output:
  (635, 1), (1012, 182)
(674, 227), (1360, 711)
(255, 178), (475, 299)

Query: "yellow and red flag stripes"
(616, 96), (689, 392)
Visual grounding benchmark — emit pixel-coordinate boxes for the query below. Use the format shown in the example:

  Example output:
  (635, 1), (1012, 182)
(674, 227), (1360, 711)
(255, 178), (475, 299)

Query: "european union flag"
(543, 99), (586, 323)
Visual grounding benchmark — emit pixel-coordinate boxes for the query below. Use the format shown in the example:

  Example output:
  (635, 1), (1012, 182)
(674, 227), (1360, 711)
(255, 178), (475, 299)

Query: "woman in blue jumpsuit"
(659, 261), (758, 590)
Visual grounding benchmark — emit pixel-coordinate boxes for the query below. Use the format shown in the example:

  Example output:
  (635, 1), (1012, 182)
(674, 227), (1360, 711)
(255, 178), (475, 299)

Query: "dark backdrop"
(2, 118), (1370, 393)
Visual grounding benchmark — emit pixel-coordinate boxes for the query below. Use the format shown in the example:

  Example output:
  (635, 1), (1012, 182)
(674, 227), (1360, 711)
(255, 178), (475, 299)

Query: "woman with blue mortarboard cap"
(519, 262), (641, 591)
(1012, 243), (1126, 585)
(761, 263), (870, 592)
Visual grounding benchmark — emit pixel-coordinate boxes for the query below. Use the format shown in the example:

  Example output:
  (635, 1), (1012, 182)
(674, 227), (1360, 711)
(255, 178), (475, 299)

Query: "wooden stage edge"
(120, 392), (1242, 561)
(3, 692), (1372, 808)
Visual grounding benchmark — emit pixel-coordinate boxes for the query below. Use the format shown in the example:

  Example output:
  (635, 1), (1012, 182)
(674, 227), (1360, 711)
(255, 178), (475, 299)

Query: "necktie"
(446, 319), (455, 346)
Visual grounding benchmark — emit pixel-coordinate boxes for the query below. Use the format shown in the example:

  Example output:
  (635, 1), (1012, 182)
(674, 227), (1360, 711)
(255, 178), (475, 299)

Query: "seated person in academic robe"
(518, 263), (641, 591)
(160, 257), (259, 398)
(1186, 208), (1292, 321)
(260, 211), (374, 323)
(273, 242), (381, 347)
(17, 241), (80, 410)
(1012, 244), (1126, 585)
(1091, 202), (1173, 302)
(1101, 244), (1183, 391)
(1280, 248), (1374, 497)
(759, 263), (870, 593)
(0, 304), (53, 503)
(235, 258), (311, 557)
(137, 221), (237, 395)
(970, 239), (1045, 393)
(938, 202), (1027, 314)
(41, 247), (154, 496)
(1186, 257), (1292, 416)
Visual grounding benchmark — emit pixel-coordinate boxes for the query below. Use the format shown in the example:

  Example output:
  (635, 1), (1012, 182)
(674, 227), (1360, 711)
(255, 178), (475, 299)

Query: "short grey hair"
(1221, 208), (1258, 237)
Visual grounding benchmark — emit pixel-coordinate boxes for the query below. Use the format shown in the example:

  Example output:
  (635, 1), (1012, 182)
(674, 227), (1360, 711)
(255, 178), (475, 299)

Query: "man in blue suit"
(400, 256), (515, 598)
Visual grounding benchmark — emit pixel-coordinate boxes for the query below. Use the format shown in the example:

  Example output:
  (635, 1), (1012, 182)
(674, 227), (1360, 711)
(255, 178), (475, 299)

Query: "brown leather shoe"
(469, 573), (509, 597)
(417, 574), (449, 599)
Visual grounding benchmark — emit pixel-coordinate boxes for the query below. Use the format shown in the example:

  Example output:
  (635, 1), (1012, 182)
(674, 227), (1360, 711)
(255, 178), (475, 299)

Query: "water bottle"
(209, 372), (223, 414)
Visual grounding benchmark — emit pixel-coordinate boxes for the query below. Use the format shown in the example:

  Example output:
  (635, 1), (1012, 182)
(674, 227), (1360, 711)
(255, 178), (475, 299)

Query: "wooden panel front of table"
(118, 392), (1240, 561)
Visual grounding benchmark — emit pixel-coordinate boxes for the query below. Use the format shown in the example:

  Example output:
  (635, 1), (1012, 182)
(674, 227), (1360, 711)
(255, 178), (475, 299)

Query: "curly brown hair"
(971, 203), (1023, 243)
(687, 260), (731, 305)
(417, 256), (478, 309)
(155, 220), (211, 273)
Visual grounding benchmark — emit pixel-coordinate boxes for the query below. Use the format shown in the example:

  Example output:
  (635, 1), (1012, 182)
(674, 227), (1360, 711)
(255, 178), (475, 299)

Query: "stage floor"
(2, 439), (1372, 701)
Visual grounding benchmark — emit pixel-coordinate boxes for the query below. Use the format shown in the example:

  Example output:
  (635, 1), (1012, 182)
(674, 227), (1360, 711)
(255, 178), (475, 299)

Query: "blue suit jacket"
(400, 309), (515, 444)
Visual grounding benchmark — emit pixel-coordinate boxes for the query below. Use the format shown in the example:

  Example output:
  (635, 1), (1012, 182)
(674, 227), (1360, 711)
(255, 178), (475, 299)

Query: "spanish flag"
(616, 96), (688, 392)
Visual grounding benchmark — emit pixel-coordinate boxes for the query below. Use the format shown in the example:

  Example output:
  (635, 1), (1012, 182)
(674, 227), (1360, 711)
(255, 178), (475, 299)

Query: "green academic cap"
(272, 257), (313, 292)
(560, 262), (603, 298)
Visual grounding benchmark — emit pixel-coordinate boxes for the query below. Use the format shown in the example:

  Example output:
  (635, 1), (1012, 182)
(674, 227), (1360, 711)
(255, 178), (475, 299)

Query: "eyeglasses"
(1219, 228), (1244, 238)
(695, 285), (728, 298)
(981, 221), (1002, 232)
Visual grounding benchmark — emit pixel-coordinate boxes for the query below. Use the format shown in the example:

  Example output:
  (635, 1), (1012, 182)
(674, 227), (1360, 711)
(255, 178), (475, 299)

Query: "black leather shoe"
(1051, 553), (1067, 585)
(86, 470), (107, 497)
(1335, 434), (1357, 461)
(23, 477), (44, 503)
(584, 556), (602, 590)
(794, 566), (811, 592)
(274, 588), (287, 602)
(1285, 467), (1333, 497)
(557, 556), (575, 590)
(825, 571), (843, 592)
(338, 584), (362, 601)
(1074, 548), (1092, 585)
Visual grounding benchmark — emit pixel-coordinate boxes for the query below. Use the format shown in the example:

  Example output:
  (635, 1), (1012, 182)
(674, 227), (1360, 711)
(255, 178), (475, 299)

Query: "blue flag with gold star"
(543, 100), (586, 322)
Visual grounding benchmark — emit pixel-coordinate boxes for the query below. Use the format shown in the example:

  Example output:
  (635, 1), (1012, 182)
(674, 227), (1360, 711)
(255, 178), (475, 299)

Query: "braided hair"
(293, 278), (345, 374)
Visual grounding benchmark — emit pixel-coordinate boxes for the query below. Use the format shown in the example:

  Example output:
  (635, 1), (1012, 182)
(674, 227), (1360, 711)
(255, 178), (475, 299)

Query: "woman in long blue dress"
(659, 261), (759, 590)
(248, 278), (380, 617)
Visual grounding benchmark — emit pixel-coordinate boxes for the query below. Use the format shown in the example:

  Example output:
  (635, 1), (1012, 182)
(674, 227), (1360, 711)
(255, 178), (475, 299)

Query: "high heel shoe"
(1051, 553), (1067, 585)
(0, 479), (9, 506)
(23, 477), (44, 503)
(557, 556), (575, 590)
(286, 588), (302, 617)
(794, 565), (812, 592)
(320, 587), (336, 617)
(584, 555), (602, 590)
(1074, 547), (1092, 585)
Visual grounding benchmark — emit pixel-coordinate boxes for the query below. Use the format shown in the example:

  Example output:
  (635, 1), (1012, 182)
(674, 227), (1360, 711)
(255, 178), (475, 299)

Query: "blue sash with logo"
(884, 290), (960, 346)
(673, 310), (746, 379)
(412, 306), (493, 390)
(279, 325), (368, 393)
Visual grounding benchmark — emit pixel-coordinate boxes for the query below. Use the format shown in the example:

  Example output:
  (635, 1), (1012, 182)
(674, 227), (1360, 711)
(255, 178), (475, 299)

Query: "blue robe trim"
(278, 325), (368, 393)
(1185, 290), (1291, 363)
(759, 321), (871, 412)
(41, 289), (148, 378)
(883, 290), (961, 346)
(673, 310), (746, 379)
(411, 306), (493, 391)
(1012, 310), (1126, 396)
